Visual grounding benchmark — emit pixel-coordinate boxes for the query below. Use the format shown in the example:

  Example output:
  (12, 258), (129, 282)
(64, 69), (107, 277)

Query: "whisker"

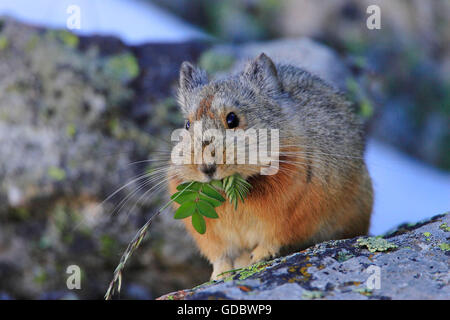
(111, 169), (170, 217)
(126, 158), (171, 167)
(124, 173), (178, 219)
(70, 166), (170, 232)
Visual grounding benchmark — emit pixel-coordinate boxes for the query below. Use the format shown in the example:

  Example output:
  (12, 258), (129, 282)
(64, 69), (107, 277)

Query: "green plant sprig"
(105, 174), (251, 300)
(171, 174), (251, 234)
(222, 174), (252, 210)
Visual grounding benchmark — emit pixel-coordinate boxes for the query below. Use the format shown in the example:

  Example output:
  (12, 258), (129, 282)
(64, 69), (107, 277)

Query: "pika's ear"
(179, 61), (208, 93)
(244, 53), (281, 95)
(177, 61), (208, 113)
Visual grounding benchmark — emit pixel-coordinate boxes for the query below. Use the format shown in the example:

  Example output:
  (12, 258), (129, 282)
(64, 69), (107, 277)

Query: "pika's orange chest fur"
(168, 160), (328, 261)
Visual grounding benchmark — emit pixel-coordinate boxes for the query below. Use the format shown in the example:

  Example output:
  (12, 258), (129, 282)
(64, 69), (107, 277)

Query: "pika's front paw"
(210, 258), (233, 281)
(250, 245), (278, 264)
(233, 251), (252, 269)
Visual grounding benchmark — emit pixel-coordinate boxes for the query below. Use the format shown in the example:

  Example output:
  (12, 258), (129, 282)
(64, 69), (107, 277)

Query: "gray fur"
(177, 61), (209, 113)
(176, 53), (367, 187)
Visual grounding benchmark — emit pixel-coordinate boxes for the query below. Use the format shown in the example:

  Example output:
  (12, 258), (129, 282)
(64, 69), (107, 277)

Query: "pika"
(168, 53), (373, 280)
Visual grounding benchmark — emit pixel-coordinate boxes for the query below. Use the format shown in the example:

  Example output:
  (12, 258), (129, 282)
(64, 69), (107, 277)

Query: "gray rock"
(199, 38), (351, 91)
(0, 17), (210, 299)
(160, 213), (449, 300)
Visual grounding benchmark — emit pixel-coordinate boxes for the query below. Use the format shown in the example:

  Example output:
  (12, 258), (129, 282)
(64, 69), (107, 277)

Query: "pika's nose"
(200, 164), (216, 177)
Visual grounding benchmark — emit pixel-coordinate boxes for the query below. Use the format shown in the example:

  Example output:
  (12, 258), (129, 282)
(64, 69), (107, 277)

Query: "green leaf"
(236, 188), (245, 202)
(177, 182), (202, 191)
(202, 184), (226, 202)
(172, 174), (252, 234)
(176, 182), (191, 191)
(191, 212), (206, 234)
(171, 190), (198, 204)
(196, 200), (218, 219)
(240, 179), (252, 189)
(221, 173), (251, 211)
(174, 202), (196, 219)
(210, 180), (223, 190)
(231, 197), (238, 210)
(198, 193), (223, 207)
(224, 175), (235, 191)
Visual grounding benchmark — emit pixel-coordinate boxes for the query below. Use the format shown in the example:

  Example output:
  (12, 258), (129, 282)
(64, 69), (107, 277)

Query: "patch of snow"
(0, 0), (207, 44)
(366, 139), (450, 234)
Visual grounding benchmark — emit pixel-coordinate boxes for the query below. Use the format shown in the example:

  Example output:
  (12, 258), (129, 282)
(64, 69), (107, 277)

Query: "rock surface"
(205, 38), (351, 91)
(0, 17), (209, 299)
(159, 213), (449, 300)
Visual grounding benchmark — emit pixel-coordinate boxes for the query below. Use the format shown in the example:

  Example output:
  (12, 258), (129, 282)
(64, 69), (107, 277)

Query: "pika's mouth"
(199, 164), (216, 179)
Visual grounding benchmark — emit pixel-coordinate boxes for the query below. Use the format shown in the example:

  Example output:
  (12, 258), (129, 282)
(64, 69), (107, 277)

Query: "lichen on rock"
(159, 213), (449, 300)
(356, 237), (398, 253)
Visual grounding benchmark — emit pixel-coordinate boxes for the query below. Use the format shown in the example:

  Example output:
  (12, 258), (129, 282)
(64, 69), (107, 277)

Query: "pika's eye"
(226, 112), (239, 128)
(185, 120), (190, 130)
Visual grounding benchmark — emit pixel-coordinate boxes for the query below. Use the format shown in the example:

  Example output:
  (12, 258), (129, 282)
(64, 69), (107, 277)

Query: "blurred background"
(0, 0), (448, 299)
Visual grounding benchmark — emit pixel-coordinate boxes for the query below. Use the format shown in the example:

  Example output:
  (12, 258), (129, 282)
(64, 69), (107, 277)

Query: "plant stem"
(104, 181), (195, 300)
